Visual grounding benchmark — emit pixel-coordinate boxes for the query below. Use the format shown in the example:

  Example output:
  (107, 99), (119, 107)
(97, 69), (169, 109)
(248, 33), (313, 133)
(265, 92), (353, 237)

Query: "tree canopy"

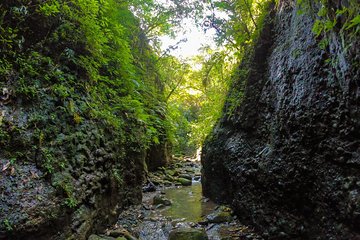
(3, 0), (356, 159)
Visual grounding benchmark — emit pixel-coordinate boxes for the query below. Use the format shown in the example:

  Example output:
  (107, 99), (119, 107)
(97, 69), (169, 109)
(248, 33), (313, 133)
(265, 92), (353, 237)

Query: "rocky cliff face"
(0, 95), (146, 240)
(202, 1), (360, 239)
(0, 1), (169, 239)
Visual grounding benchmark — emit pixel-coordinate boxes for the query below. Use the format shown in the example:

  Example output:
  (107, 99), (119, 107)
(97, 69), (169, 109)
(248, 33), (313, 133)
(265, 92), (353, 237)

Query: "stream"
(160, 182), (216, 222)
(90, 160), (263, 240)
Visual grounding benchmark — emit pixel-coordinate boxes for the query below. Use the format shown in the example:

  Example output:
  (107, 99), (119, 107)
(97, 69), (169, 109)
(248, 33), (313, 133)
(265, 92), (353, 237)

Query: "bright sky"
(159, 18), (217, 59)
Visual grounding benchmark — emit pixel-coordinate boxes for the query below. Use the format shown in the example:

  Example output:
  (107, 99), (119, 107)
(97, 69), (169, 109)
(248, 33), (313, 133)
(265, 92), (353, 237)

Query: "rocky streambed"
(88, 159), (263, 240)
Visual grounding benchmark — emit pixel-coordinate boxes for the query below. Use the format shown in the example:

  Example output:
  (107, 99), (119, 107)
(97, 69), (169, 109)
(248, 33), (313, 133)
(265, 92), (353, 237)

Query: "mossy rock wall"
(0, 0), (169, 239)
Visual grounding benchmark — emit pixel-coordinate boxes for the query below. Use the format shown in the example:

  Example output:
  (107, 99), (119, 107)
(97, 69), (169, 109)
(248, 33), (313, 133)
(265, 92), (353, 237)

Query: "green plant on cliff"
(297, 0), (360, 50)
(0, 0), (179, 218)
(112, 168), (124, 185)
(0, 0), (172, 167)
(3, 219), (13, 231)
(64, 197), (78, 209)
(0, 0), (277, 161)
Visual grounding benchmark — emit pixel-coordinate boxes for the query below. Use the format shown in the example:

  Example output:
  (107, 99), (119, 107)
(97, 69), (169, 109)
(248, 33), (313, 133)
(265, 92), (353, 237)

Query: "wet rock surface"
(153, 195), (172, 207)
(206, 206), (233, 224)
(144, 157), (201, 188)
(0, 99), (170, 240)
(168, 228), (208, 240)
(202, 1), (360, 239)
(0, 124), (146, 240)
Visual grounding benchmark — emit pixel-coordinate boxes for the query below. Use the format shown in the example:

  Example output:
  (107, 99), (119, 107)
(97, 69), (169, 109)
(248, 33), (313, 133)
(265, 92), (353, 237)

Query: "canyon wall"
(202, 1), (360, 239)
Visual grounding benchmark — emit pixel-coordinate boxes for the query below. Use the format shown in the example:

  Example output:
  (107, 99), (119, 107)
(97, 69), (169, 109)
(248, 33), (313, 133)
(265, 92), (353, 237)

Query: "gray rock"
(201, 1), (360, 239)
(153, 195), (172, 206)
(206, 206), (233, 223)
(168, 228), (208, 240)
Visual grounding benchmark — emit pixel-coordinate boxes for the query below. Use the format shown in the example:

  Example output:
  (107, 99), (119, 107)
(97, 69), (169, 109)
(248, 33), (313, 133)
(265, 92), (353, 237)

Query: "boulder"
(179, 174), (192, 180)
(153, 195), (172, 206)
(206, 206), (233, 223)
(176, 178), (192, 186)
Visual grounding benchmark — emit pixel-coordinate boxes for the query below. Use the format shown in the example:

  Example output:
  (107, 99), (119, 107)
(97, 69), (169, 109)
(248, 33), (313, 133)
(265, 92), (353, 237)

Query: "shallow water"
(99, 162), (262, 240)
(160, 182), (217, 222)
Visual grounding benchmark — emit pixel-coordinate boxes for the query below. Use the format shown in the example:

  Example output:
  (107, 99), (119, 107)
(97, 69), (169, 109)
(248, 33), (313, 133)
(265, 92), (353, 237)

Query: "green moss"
(0, 0), (171, 177)
(112, 168), (124, 186)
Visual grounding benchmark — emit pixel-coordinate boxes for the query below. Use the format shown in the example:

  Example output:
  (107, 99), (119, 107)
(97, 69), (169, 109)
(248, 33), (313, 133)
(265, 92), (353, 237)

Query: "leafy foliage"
(158, 46), (241, 155)
(0, 0), (280, 164)
(202, 0), (272, 53)
(297, 0), (360, 43)
(158, 0), (273, 154)
(0, 0), (172, 208)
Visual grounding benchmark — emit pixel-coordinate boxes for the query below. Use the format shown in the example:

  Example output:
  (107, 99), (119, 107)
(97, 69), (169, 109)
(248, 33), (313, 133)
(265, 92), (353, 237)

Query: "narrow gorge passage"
(1, 0), (359, 239)
(89, 159), (263, 240)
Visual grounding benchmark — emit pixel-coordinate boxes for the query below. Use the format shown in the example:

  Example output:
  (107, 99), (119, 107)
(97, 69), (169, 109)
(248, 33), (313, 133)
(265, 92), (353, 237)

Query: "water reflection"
(160, 182), (217, 222)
